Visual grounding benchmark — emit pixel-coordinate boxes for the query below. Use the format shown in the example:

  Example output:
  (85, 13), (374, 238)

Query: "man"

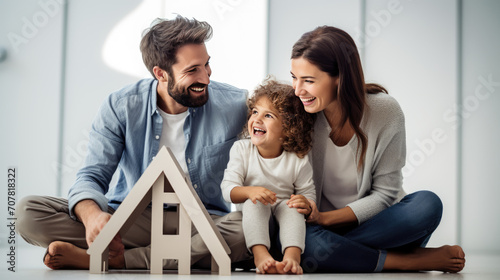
(16, 15), (249, 270)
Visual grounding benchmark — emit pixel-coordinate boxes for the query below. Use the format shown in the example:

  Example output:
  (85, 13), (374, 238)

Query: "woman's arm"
(288, 196), (358, 227)
(314, 206), (358, 227)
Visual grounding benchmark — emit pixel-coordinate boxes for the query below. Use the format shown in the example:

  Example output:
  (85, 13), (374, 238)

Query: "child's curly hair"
(243, 78), (315, 158)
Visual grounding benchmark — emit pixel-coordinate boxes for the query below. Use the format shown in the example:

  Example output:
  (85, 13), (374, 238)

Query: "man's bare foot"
(252, 245), (278, 274)
(44, 241), (125, 270)
(275, 246), (303, 274)
(385, 245), (466, 273)
(44, 241), (89, 269)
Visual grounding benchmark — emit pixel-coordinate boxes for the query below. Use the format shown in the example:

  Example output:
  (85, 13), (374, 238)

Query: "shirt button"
(155, 135), (160, 140)
(187, 158), (191, 164)
(194, 184), (198, 189)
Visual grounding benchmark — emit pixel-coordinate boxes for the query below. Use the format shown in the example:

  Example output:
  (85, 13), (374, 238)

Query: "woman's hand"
(306, 200), (320, 223)
(287, 195), (315, 218)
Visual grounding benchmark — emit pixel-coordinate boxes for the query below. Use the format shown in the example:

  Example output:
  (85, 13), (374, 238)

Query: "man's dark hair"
(140, 15), (213, 78)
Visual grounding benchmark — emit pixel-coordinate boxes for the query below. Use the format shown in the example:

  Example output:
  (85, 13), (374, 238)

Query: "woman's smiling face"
(291, 56), (339, 114)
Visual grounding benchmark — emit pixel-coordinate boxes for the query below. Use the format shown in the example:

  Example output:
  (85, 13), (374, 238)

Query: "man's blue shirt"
(68, 78), (247, 217)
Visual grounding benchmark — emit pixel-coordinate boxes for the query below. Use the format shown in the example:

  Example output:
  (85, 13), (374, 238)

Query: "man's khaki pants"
(15, 195), (250, 269)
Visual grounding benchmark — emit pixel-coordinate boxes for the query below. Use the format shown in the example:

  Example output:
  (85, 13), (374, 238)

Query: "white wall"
(0, 0), (63, 195)
(0, 0), (63, 247)
(461, 0), (500, 253)
(268, 0), (362, 81)
(60, 0), (148, 198)
(363, 0), (458, 247)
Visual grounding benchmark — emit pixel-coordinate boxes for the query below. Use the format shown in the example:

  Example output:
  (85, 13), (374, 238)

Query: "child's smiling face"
(248, 96), (284, 158)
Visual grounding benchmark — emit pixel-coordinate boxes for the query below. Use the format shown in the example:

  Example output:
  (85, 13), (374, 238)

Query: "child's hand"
(247, 187), (277, 205)
(287, 194), (313, 217)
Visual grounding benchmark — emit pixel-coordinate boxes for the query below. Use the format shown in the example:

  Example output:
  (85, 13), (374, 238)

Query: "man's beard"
(167, 77), (209, 108)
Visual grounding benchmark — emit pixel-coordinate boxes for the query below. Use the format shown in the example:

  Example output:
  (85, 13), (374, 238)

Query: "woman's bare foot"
(385, 245), (466, 273)
(44, 241), (125, 270)
(252, 245), (278, 274)
(275, 246), (303, 274)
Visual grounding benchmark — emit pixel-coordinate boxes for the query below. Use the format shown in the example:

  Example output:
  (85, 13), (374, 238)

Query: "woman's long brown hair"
(291, 26), (387, 168)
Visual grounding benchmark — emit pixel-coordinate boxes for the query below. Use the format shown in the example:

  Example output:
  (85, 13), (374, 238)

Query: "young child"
(221, 79), (316, 274)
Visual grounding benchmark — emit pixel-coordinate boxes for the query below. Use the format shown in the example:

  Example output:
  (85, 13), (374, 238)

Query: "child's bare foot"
(276, 258), (303, 274)
(44, 241), (90, 269)
(275, 246), (303, 274)
(385, 245), (465, 273)
(255, 257), (278, 274)
(252, 245), (278, 274)
(44, 241), (125, 270)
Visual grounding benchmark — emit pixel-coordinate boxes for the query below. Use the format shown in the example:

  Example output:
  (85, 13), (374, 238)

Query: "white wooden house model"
(87, 146), (231, 275)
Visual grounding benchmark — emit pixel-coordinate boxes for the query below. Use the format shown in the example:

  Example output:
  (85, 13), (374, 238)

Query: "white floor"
(1, 246), (499, 280)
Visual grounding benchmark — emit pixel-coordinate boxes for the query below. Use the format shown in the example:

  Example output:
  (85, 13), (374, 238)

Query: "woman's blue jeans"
(301, 190), (443, 272)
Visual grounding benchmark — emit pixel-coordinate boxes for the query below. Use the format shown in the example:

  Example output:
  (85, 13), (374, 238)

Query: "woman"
(287, 26), (465, 273)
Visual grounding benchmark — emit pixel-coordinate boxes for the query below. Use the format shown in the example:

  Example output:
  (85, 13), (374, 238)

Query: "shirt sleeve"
(67, 95), (126, 219)
(293, 155), (316, 202)
(220, 141), (247, 203)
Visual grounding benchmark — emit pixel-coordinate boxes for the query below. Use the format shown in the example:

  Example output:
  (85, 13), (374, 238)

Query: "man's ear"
(153, 66), (168, 82)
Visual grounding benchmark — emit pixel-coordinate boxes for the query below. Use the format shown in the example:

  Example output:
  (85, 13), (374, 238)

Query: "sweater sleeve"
(346, 95), (406, 224)
(220, 141), (247, 203)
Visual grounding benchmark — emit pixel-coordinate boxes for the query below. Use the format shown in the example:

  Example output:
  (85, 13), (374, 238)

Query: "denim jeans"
(301, 191), (443, 272)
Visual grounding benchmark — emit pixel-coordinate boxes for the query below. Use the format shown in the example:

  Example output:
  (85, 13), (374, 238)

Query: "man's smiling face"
(167, 43), (212, 107)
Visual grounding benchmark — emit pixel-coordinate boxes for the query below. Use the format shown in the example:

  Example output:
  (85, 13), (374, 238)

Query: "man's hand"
(74, 200), (124, 257)
(85, 211), (124, 257)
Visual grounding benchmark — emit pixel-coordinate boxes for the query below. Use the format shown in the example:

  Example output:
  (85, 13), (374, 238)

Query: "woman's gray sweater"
(310, 92), (407, 224)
